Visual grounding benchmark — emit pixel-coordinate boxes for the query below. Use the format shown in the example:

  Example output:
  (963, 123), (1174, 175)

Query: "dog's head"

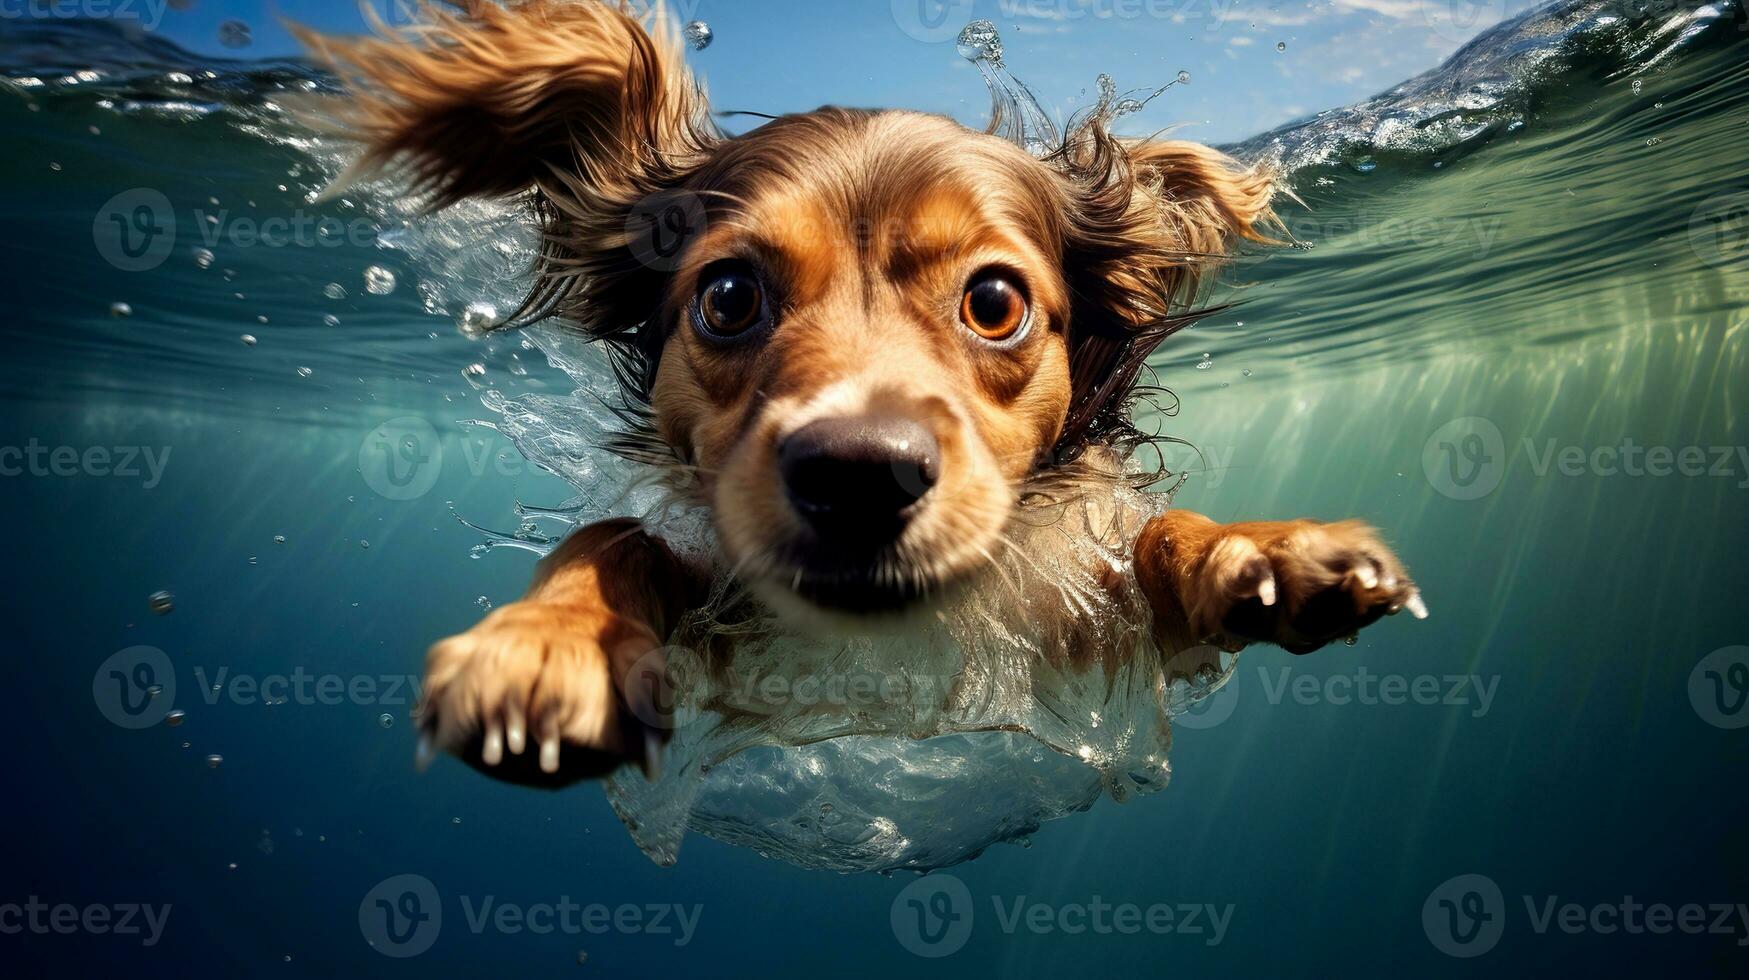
(306, 1), (1274, 622)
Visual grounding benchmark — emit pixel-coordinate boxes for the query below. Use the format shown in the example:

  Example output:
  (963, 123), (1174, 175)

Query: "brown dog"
(301, 1), (1424, 786)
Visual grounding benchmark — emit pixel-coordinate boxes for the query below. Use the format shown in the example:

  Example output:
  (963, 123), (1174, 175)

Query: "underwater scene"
(3, 0), (1747, 975)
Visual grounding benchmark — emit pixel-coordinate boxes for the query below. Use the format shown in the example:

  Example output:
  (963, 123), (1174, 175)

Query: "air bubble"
(457, 301), (498, 338)
(363, 265), (397, 295)
(956, 20), (1003, 64)
(108, 301), (132, 318)
(148, 590), (174, 615)
(218, 21), (252, 49)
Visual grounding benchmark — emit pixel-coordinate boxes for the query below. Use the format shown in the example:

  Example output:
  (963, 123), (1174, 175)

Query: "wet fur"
(301, 1), (1422, 785)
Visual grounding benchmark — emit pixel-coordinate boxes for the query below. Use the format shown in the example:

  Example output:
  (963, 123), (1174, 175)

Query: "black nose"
(779, 416), (940, 544)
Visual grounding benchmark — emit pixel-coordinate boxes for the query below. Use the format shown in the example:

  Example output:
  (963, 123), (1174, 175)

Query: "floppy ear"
(1068, 138), (1276, 328)
(1122, 139), (1277, 270)
(293, 0), (715, 208)
(1054, 135), (1278, 456)
(296, 0), (717, 426)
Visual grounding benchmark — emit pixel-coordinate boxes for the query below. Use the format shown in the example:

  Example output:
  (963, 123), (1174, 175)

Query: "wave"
(5, 1), (1738, 173)
(1226, 0), (1741, 178)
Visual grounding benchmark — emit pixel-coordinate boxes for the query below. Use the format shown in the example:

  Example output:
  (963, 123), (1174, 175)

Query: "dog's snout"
(779, 416), (940, 541)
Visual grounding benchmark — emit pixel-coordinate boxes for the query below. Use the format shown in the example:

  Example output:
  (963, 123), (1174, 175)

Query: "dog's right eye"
(960, 270), (1029, 343)
(693, 266), (765, 339)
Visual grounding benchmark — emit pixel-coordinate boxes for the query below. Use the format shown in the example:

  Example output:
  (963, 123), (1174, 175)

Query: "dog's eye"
(960, 272), (1028, 342)
(695, 268), (765, 338)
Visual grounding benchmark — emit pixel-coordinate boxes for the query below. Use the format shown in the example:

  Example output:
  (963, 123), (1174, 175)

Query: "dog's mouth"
(722, 411), (1002, 618)
(771, 545), (959, 615)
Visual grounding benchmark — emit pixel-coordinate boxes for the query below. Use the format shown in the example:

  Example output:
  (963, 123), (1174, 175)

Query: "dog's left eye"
(960, 271), (1029, 342)
(694, 266), (766, 338)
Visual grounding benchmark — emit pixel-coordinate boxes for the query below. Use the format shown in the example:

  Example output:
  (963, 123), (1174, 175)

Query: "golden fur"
(303, 1), (1423, 785)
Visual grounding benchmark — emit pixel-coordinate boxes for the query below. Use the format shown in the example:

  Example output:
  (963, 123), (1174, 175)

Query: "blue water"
(4, 1), (1748, 976)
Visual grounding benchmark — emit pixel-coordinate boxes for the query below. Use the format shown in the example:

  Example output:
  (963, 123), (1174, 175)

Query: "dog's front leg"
(1134, 511), (1426, 655)
(418, 518), (699, 787)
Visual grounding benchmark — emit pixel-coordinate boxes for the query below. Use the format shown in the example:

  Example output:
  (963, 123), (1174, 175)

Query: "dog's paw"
(1188, 520), (1426, 654)
(416, 601), (667, 788)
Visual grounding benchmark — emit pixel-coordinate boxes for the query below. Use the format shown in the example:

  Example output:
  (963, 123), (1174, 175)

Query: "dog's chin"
(741, 548), (984, 636)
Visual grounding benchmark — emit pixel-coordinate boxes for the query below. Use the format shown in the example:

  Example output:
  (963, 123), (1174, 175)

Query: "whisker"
(972, 542), (1024, 605)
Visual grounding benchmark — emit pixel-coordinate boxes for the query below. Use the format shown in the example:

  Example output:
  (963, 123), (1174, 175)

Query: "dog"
(300, 1), (1425, 787)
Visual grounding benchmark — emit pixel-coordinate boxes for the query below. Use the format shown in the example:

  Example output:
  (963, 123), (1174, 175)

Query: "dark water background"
(2, 2), (1747, 976)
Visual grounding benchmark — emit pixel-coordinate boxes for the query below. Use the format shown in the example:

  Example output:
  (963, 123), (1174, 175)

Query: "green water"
(2, 3), (1746, 976)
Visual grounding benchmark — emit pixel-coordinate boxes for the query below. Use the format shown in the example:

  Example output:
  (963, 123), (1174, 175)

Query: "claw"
(481, 724), (503, 766)
(1256, 572), (1277, 607)
(1405, 591), (1429, 620)
(539, 733), (561, 774)
(1355, 564), (1379, 590)
(505, 705), (526, 756)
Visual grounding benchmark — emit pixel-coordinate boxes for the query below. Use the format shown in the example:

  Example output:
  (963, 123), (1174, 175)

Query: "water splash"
(955, 20), (1059, 157)
(956, 19), (1192, 156)
(598, 479), (1239, 872)
(1094, 69), (1190, 122)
